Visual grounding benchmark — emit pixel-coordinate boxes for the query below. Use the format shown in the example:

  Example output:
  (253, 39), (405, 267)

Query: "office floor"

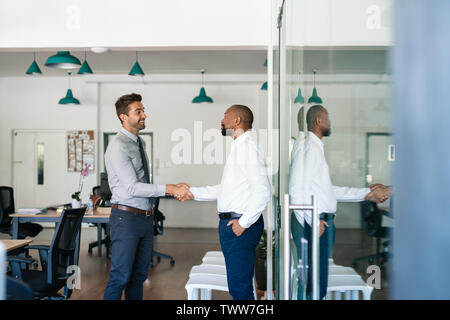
(3, 226), (390, 300)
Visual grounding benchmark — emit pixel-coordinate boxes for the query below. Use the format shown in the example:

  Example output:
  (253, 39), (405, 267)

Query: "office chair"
(352, 201), (392, 269)
(150, 197), (175, 267)
(6, 276), (33, 300)
(7, 207), (86, 299)
(88, 184), (111, 257)
(0, 186), (43, 239)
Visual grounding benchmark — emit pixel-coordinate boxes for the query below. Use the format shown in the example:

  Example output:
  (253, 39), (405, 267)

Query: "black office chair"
(352, 201), (392, 269)
(88, 185), (111, 257)
(150, 197), (175, 267)
(7, 207), (86, 299)
(6, 276), (33, 300)
(0, 186), (43, 239)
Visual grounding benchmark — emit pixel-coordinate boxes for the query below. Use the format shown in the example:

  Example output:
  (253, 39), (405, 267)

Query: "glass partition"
(271, 0), (393, 300)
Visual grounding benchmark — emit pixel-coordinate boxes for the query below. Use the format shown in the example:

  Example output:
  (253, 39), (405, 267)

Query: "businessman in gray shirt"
(103, 93), (192, 300)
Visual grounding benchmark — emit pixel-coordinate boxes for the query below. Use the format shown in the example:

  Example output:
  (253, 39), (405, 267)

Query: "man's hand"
(319, 220), (328, 237)
(227, 219), (246, 237)
(365, 185), (392, 203)
(166, 184), (194, 202)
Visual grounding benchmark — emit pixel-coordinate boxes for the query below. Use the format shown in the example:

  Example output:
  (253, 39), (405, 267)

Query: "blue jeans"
(104, 208), (154, 300)
(291, 212), (335, 300)
(219, 215), (264, 300)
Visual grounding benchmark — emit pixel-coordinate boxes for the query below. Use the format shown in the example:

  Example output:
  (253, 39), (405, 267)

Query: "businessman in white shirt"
(289, 104), (391, 299)
(189, 105), (271, 300)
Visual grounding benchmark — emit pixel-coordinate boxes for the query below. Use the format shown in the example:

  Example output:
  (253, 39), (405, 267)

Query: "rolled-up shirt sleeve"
(333, 186), (370, 202)
(106, 143), (166, 198)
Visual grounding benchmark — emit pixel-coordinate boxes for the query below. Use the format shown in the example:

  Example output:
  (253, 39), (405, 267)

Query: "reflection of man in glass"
(289, 105), (391, 299)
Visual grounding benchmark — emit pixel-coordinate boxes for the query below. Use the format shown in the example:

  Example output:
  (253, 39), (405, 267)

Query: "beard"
(221, 124), (233, 136)
(323, 126), (331, 137)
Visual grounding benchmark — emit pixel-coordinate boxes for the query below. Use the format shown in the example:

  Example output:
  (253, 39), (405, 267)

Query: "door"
(13, 131), (67, 208)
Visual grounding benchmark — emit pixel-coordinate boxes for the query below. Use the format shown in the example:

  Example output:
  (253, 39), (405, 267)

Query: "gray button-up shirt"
(105, 127), (166, 211)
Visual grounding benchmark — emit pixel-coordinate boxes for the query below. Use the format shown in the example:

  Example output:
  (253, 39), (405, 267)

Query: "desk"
(10, 210), (110, 257)
(0, 239), (33, 253)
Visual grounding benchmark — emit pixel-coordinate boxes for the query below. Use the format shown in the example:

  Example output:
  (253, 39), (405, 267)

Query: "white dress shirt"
(289, 131), (370, 226)
(190, 130), (272, 229)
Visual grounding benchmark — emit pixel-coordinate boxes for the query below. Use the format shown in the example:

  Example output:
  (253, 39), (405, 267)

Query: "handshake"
(365, 184), (393, 203)
(166, 182), (194, 202)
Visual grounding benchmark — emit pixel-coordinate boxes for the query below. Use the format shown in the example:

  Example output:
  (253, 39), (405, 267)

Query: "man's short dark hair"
(306, 105), (326, 131)
(115, 93), (142, 123)
(231, 104), (254, 129)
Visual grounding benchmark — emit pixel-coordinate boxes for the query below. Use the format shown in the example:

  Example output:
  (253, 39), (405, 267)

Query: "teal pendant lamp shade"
(294, 72), (304, 104)
(193, 87), (213, 103)
(59, 89), (80, 105)
(129, 51), (144, 76)
(45, 51), (81, 69)
(192, 70), (213, 103)
(294, 88), (305, 104)
(308, 88), (322, 104)
(26, 54), (42, 75)
(308, 70), (323, 104)
(261, 58), (268, 90)
(261, 81), (268, 90)
(59, 72), (80, 105)
(77, 51), (93, 74)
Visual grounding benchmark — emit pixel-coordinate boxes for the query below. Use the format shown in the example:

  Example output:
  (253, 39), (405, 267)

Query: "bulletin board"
(67, 130), (95, 172)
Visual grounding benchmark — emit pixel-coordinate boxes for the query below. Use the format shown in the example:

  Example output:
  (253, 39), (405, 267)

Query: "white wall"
(0, 77), (98, 205)
(0, 75), (268, 228)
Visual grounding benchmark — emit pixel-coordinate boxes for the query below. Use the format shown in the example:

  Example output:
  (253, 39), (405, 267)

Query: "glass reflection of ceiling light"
(308, 70), (323, 104)
(294, 72), (304, 104)
(192, 70), (213, 103)
(261, 58), (268, 90)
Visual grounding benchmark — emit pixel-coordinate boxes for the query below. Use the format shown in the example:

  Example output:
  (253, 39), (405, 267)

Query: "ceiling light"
(192, 70), (213, 103)
(45, 51), (81, 69)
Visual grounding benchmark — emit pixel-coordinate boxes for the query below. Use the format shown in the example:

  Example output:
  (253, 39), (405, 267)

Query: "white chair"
(328, 265), (361, 277)
(185, 274), (229, 300)
(326, 275), (373, 300)
(190, 264), (227, 277)
(201, 257), (226, 266)
(202, 251), (224, 261)
(186, 261), (257, 300)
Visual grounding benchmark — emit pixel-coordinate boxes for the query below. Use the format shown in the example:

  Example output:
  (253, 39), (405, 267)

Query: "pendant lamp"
(26, 52), (42, 75)
(261, 58), (268, 90)
(192, 70), (213, 103)
(59, 72), (80, 105)
(45, 51), (81, 69)
(77, 51), (93, 74)
(294, 72), (304, 104)
(308, 70), (323, 104)
(129, 51), (145, 76)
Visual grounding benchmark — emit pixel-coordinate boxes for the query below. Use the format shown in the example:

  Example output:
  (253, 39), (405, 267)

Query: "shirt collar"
(232, 129), (253, 145)
(308, 131), (324, 149)
(120, 127), (138, 143)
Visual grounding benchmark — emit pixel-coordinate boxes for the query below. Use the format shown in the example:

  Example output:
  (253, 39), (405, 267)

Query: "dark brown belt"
(112, 204), (154, 216)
